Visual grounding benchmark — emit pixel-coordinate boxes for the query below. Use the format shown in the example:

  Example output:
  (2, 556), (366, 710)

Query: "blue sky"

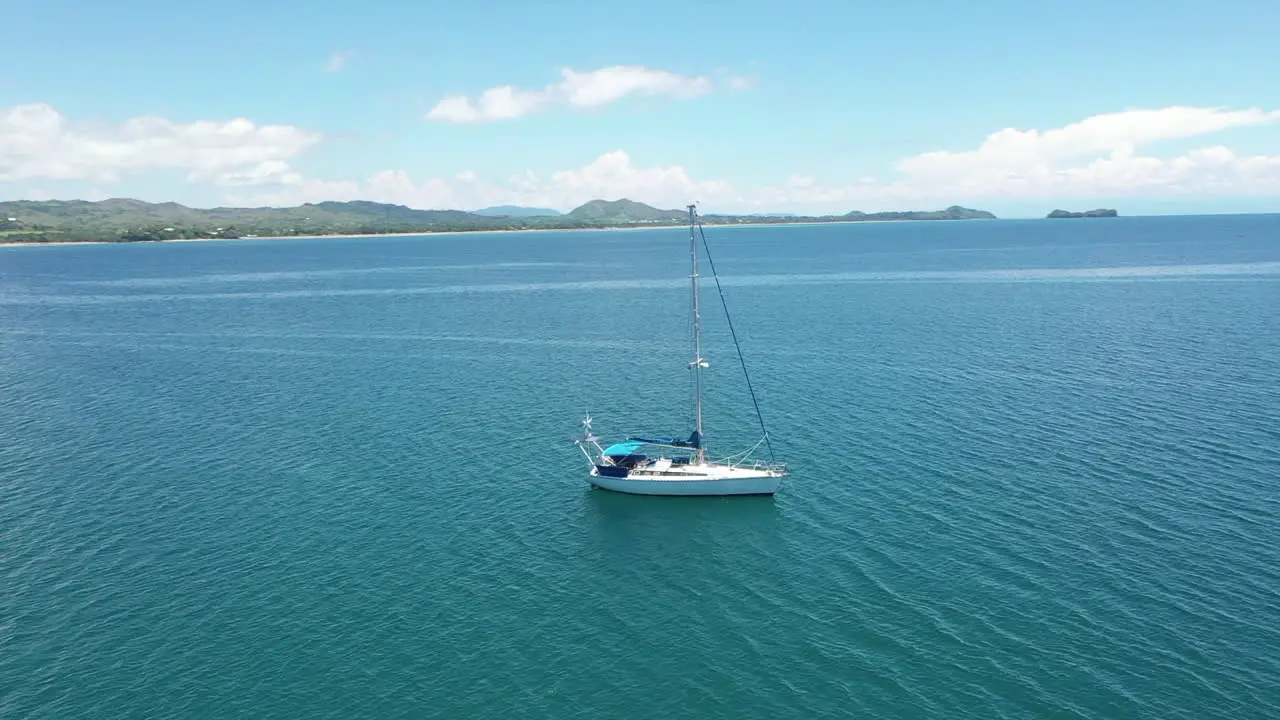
(2, 0), (1279, 216)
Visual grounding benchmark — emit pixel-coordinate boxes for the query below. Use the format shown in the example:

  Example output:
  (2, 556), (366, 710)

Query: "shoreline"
(0, 217), (1003, 248)
(0, 224), (664, 247)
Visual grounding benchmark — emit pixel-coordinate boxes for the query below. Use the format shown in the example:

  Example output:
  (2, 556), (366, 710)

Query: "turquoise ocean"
(2, 215), (1278, 718)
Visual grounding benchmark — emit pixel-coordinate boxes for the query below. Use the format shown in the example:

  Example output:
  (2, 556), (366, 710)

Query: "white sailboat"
(573, 205), (788, 496)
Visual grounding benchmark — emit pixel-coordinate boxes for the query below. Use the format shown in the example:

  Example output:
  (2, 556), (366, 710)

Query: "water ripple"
(2, 218), (1278, 719)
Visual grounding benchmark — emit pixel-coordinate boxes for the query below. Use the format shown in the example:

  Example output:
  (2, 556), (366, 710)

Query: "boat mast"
(688, 204), (705, 463)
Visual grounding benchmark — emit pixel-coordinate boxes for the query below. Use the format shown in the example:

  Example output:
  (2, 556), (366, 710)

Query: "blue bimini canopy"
(603, 432), (702, 457)
(631, 431), (701, 449)
(603, 440), (647, 457)
(629, 436), (680, 446)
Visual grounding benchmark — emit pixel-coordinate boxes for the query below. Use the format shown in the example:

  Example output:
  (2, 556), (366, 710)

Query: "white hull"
(573, 206), (787, 497)
(589, 465), (784, 496)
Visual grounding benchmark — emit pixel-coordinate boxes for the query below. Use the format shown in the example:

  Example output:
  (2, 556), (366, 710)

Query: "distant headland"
(1046, 208), (1119, 219)
(0, 197), (997, 245)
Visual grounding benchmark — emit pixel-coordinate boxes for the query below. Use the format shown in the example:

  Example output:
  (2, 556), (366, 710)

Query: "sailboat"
(573, 205), (788, 496)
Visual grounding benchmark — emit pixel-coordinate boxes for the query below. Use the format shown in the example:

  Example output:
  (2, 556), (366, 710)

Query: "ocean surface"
(2, 215), (1278, 719)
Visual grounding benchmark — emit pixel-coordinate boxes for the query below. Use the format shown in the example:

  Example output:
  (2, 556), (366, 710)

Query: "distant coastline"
(0, 219), (967, 247)
(0, 197), (996, 245)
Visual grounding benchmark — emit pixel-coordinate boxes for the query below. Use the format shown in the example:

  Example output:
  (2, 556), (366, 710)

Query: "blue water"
(2, 216), (1278, 718)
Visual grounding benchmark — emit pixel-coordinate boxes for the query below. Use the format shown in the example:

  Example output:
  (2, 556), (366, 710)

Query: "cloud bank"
(4, 103), (1279, 212)
(0, 104), (320, 185)
(894, 106), (1280, 198)
(224, 150), (737, 211)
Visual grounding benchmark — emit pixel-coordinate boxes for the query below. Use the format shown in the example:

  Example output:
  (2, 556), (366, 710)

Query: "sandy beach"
(0, 223), (680, 248)
(0, 217), (935, 248)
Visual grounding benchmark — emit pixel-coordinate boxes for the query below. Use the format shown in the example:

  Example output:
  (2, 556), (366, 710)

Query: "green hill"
(563, 199), (687, 223)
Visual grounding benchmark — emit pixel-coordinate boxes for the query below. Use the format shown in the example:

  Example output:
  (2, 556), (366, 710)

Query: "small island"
(1046, 209), (1119, 219)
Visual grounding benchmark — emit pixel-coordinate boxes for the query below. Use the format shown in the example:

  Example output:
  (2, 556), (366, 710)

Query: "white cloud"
(893, 106), (1280, 198)
(556, 66), (712, 107)
(226, 150), (737, 210)
(325, 50), (354, 73)
(8, 103), (1280, 214)
(226, 103), (1280, 212)
(0, 103), (321, 183)
(426, 65), (719, 122)
(543, 150), (733, 207)
(738, 107), (1280, 208)
(410, 104), (1280, 208)
(427, 86), (545, 123)
(215, 160), (305, 187)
